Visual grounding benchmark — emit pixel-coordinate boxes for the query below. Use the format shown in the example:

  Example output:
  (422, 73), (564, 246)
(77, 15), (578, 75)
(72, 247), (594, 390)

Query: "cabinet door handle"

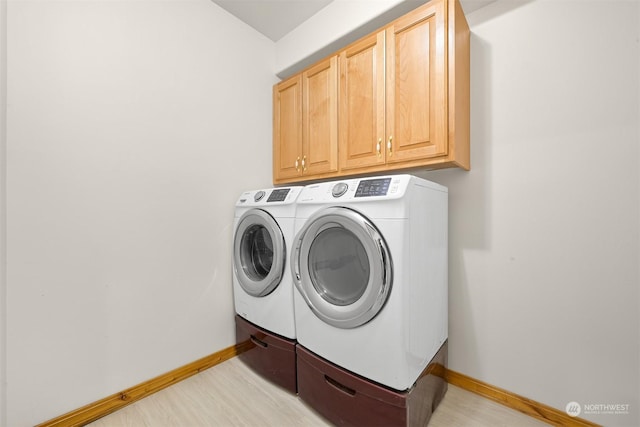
(302, 156), (307, 172)
(376, 139), (382, 156)
(387, 136), (393, 157)
(295, 157), (300, 172)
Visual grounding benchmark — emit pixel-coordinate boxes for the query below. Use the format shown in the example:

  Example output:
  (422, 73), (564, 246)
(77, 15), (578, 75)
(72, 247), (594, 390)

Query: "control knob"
(332, 182), (348, 198)
(254, 191), (266, 202)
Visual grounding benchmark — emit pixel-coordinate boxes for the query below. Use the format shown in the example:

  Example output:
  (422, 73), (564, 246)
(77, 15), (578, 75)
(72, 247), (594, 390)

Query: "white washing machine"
(291, 174), (448, 391)
(233, 186), (302, 339)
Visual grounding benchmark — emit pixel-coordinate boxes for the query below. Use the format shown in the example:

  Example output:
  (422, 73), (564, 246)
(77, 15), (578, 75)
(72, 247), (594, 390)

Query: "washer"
(233, 186), (302, 339)
(291, 174), (448, 391)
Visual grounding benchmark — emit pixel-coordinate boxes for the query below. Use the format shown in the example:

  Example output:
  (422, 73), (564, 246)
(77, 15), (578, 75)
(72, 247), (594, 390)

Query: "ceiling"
(211, 0), (495, 42)
(211, 0), (334, 42)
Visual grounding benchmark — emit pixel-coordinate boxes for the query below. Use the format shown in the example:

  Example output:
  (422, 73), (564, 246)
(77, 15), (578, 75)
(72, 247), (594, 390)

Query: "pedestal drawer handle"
(250, 335), (268, 348)
(324, 375), (356, 396)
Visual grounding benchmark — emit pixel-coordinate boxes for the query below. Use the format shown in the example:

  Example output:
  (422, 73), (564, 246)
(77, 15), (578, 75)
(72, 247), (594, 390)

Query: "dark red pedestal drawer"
(297, 342), (448, 427)
(235, 315), (297, 394)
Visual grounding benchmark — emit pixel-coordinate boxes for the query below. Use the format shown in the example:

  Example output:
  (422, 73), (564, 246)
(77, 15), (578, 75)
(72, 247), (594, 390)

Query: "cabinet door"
(302, 56), (338, 176)
(385, 0), (447, 163)
(339, 31), (386, 171)
(273, 75), (303, 181)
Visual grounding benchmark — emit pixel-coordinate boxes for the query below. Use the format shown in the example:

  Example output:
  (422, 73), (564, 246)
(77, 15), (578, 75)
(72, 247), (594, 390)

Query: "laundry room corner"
(1, 0), (638, 426)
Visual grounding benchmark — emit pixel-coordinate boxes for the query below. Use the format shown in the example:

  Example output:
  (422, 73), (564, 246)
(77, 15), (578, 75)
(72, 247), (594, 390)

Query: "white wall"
(5, 1), (274, 425)
(418, 1), (639, 426)
(1, 0), (7, 425)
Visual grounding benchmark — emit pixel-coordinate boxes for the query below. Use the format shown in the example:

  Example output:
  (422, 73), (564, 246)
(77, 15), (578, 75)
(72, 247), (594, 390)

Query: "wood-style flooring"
(89, 357), (549, 426)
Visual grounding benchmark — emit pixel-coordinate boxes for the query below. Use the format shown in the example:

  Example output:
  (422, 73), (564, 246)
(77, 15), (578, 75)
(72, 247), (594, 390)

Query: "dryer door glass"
(308, 227), (369, 306)
(234, 209), (285, 297)
(292, 207), (392, 329)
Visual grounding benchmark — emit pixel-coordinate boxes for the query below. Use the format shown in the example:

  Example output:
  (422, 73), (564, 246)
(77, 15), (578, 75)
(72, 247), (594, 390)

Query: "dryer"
(233, 186), (302, 338)
(232, 186), (302, 394)
(291, 174), (448, 392)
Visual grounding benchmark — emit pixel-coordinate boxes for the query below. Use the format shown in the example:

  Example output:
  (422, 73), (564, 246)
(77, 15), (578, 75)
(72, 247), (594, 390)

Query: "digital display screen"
(267, 188), (291, 202)
(354, 178), (392, 197)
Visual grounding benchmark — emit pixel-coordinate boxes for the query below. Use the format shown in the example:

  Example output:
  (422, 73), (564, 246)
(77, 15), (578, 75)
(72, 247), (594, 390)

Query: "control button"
(254, 191), (266, 202)
(332, 182), (349, 198)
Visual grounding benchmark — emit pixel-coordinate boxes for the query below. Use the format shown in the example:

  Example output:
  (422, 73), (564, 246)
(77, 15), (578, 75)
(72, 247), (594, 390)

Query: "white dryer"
(291, 174), (448, 391)
(233, 186), (302, 339)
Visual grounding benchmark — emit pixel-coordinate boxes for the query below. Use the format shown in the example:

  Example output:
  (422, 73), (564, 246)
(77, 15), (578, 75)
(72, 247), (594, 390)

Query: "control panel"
(355, 178), (392, 198)
(296, 175), (415, 204)
(267, 188), (291, 202)
(237, 187), (302, 207)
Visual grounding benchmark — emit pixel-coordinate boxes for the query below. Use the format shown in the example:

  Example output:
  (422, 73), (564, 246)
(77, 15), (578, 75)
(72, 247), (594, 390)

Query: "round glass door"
(234, 209), (285, 297)
(292, 207), (393, 328)
(308, 227), (369, 306)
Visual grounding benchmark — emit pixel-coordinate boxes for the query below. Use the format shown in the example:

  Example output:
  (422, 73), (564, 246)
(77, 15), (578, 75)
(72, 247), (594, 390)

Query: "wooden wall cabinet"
(273, 0), (469, 184)
(338, 31), (386, 172)
(273, 57), (338, 183)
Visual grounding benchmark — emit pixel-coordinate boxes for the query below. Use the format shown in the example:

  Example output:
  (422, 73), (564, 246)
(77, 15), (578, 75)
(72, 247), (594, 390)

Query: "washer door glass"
(292, 207), (392, 328)
(234, 209), (285, 297)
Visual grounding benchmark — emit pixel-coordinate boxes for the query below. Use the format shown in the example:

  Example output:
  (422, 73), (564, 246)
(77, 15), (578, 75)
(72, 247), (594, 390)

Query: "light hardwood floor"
(89, 357), (549, 426)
